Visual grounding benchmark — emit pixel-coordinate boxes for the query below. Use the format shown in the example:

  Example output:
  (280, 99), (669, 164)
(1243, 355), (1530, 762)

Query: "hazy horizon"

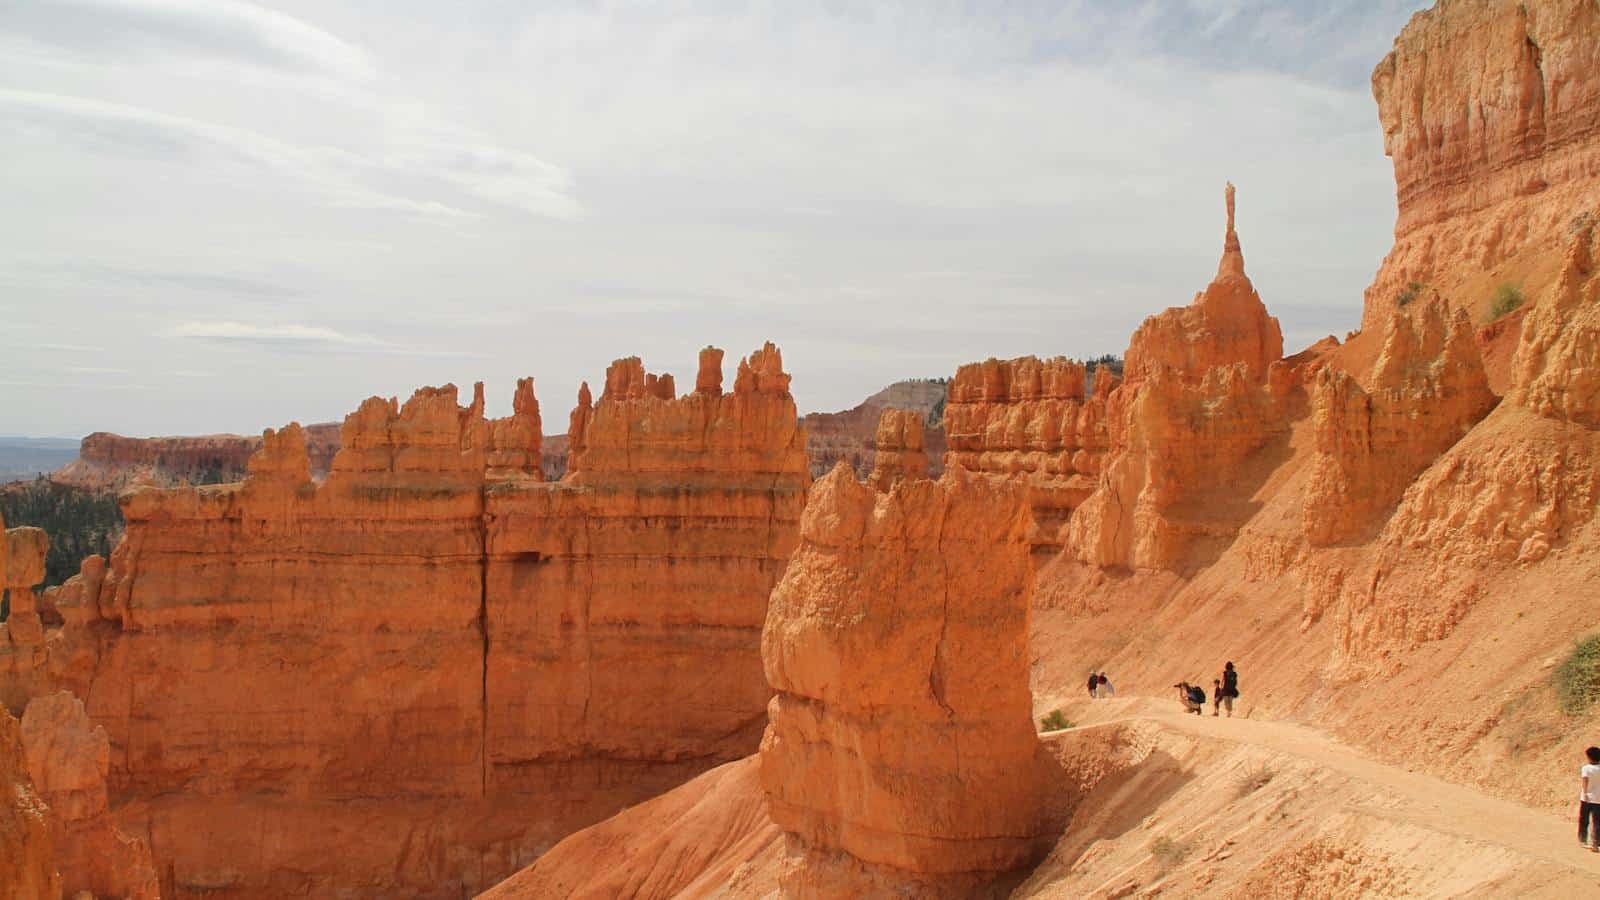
(2, 0), (1428, 438)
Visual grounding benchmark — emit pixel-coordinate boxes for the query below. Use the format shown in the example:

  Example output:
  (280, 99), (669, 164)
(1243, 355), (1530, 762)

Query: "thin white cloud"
(3, 0), (375, 81)
(172, 321), (387, 347)
(0, 88), (477, 221)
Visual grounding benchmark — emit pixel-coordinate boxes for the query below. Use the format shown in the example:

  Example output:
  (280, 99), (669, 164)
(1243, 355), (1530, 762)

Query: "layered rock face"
(0, 705), (58, 900)
(483, 343), (809, 820)
(866, 409), (929, 489)
(20, 692), (159, 900)
(941, 357), (1115, 549)
(1365, 0), (1600, 328)
(1066, 185), (1291, 570)
(1304, 298), (1497, 545)
(22, 344), (808, 899)
(53, 425), (343, 489)
(801, 380), (947, 480)
(760, 466), (1061, 898)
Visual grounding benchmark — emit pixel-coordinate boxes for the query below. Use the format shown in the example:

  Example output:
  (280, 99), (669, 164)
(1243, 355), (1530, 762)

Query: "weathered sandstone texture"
(21, 691), (159, 900)
(18, 344), (808, 899)
(52, 424), (343, 489)
(0, 704), (58, 900)
(0, 514), (50, 713)
(1304, 297), (1497, 545)
(801, 380), (947, 480)
(760, 466), (1063, 898)
(1066, 185), (1292, 570)
(866, 409), (929, 490)
(941, 357), (1114, 549)
(1510, 219), (1600, 424)
(1365, 0), (1600, 327)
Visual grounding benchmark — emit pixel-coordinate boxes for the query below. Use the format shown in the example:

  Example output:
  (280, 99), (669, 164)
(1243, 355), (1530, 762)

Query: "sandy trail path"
(1047, 697), (1600, 879)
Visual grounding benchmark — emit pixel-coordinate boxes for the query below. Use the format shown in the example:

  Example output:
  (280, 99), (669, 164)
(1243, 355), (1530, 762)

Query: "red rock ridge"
(52, 424), (342, 488)
(18, 343), (809, 898)
(760, 466), (1063, 898)
(1364, 0), (1600, 329)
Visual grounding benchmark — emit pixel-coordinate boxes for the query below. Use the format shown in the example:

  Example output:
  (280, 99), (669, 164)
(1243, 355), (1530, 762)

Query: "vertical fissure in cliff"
(478, 510), (489, 798)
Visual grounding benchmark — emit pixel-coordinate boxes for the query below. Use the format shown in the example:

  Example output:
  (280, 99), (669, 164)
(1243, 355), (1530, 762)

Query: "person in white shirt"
(1579, 746), (1600, 851)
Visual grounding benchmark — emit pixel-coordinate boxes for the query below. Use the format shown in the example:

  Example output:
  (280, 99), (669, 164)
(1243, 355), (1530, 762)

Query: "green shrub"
(1149, 835), (1189, 867)
(1039, 709), (1072, 731)
(1555, 635), (1600, 715)
(1396, 281), (1424, 307)
(1489, 282), (1525, 319)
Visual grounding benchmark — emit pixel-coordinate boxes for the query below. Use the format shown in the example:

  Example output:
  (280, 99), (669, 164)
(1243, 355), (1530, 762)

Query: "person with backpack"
(1087, 671), (1100, 699)
(1175, 682), (1205, 715)
(1218, 662), (1239, 717)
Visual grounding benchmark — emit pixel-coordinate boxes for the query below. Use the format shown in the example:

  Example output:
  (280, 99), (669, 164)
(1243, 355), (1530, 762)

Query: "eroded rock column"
(760, 465), (1061, 898)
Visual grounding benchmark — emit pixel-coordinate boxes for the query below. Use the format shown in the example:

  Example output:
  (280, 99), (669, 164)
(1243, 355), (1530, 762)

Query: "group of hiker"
(1085, 671), (1115, 698)
(1174, 662), (1239, 717)
(1081, 664), (1239, 718)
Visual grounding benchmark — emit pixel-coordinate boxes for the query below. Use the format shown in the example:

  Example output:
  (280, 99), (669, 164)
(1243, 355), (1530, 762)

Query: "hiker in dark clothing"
(1218, 661), (1239, 717)
(1087, 672), (1100, 699)
(1212, 679), (1225, 716)
(1175, 682), (1205, 715)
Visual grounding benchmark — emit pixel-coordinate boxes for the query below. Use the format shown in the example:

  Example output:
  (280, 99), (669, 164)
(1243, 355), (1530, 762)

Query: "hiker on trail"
(1087, 672), (1100, 699)
(1175, 682), (1205, 715)
(1098, 673), (1114, 697)
(1212, 679), (1225, 716)
(1218, 661), (1239, 717)
(1580, 746), (1600, 851)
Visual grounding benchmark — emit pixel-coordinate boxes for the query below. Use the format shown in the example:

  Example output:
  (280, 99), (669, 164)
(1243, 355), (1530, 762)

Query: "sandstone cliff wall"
(1365, 0), (1600, 329)
(17, 344), (808, 899)
(941, 357), (1114, 549)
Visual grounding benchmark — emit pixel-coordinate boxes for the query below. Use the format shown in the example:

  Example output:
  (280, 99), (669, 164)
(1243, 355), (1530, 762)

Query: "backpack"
(1187, 686), (1205, 704)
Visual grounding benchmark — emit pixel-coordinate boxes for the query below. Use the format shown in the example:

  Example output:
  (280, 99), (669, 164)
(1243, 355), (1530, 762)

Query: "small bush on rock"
(1039, 709), (1072, 732)
(1556, 635), (1600, 715)
(1489, 282), (1525, 319)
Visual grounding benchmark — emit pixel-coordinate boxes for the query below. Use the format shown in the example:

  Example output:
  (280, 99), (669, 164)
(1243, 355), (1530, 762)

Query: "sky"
(0, 0), (1430, 438)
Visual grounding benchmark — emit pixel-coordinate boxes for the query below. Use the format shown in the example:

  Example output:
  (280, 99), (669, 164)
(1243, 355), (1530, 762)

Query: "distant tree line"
(0, 478), (123, 597)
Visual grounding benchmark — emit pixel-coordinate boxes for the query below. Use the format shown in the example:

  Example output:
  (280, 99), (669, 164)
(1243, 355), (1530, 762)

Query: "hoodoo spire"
(1219, 180), (1245, 279)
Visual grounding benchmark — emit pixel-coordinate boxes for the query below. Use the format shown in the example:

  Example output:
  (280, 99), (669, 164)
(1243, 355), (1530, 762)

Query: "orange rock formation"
(1066, 185), (1292, 570)
(760, 466), (1063, 898)
(1365, 0), (1600, 329)
(1304, 297), (1497, 545)
(52, 424), (343, 488)
(14, 344), (808, 898)
(0, 705), (58, 900)
(20, 692), (159, 900)
(941, 357), (1115, 549)
(866, 408), (929, 489)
